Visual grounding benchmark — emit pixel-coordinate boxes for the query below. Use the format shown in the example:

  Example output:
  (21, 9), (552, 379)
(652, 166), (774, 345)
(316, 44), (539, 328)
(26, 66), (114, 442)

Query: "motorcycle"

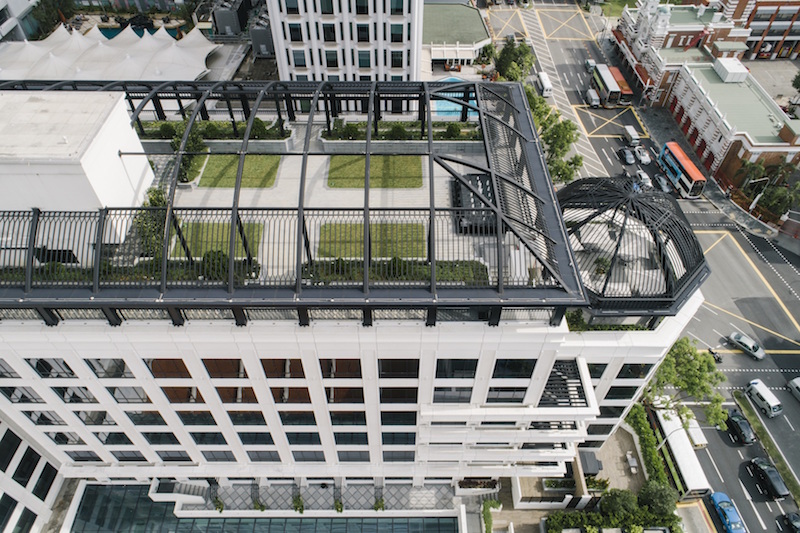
(708, 348), (722, 364)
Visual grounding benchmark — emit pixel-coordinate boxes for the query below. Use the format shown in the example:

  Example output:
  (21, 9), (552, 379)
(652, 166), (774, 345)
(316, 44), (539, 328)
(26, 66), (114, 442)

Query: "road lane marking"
(778, 519), (784, 531)
(705, 447), (723, 482)
(702, 304), (719, 315)
(784, 417), (795, 432)
(703, 233), (729, 254)
(776, 500), (785, 515)
(738, 479), (766, 530)
(705, 302), (800, 348)
(712, 329), (726, 340)
(737, 449), (744, 460)
(766, 500), (773, 513)
(687, 331), (711, 348)
(730, 323), (746, 336)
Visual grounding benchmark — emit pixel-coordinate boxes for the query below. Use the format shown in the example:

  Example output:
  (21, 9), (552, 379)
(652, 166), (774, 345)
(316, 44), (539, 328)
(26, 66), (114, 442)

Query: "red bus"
(658, 142), (706, 199)
(609, 66), (633, 106)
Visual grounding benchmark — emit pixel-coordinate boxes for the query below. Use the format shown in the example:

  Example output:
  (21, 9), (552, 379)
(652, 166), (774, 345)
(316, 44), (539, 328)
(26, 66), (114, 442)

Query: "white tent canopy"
(0, 24), (220, 81)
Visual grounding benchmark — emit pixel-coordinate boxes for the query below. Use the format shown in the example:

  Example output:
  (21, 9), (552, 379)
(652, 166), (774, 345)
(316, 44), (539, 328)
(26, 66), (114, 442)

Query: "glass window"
(203, 359), (246, 379)
(486, 387), (527, 403)
(248, 450), (280, 461)
(94, 432), (132, 445)
(320, 359), (361, 378)
(86, 359), (132, 378)
(0, 430), (22, 472)
(112, 451), (146, 462)
(143, 432), (180, 445)
(162, 387), (204, 403)
(391, 0), (403, 15)
(334, 432), (368, 445)
(217, 387), (257, 403)
(229, 411), (266, 426)
(261, 359), (304, 378)
(587, 364), (607, 379)
(355, 0), (368, 14)
(390, 24), (403, 43)
(320, 0), (333, 13)
(293, 450), (325, 462)
(239, 432), (273, 445)
(391, 51), (403, 68)
(271, 387), (311, 403)
(323, 24), (336, 41)
(587, 424), (614, 435)
(126, 411), (166, 426)
(285, 0), (299, 13)
(107, 387), (150, 404)
(177, 411), (216, 425)
(330, 411), (366, 425)
(0, 359), (18, 378)
(66, 451), (101, 462)
(293, 50), (306, 67)
(606, 386), (639, 400)
(433, 387), (472, 403)
(23, 411), (65, 426)
(338, 451), (369, 462)
(76, 411), (115, 426)
(356, 24), (369, 42)
(599, 406), (626, 418)
(27, 358), (74, 378)
(0, 494), (17, 530)
(12, 507), (35, 533)
(358, 50), (371, 68)
(1, 387), (43, 403)
(382, 432), (415, 445)
(146, 359), (191, 378)
(436, 359), (478, 379)
(326, 387), (364, 403)
(326, 50), (339, 68)
(492, 359), (536, 379)
(380, 411), (416, 425)
(383, 451), (414, 462)
(202, 450), (236, 462)
(286, 432), (321, 445)
(32, 463), (57, 500)
(379, 359), (419, 378)
(616, 364), (654, 379)
(158, 450), (192, 462)
(380, 388), (417, 403)
(52, 387), (96, 404)
(279, 411), (316, 426)
(13, 448), (40, 487)
(192, 432), (227, 445)
(289, 23), (302, 41)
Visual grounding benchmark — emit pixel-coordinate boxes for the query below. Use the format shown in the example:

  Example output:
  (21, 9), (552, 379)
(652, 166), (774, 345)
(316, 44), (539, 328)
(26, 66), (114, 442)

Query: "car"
(728, 331), (766, 360)
(710, 492), (746, 533)
(783, 512), (800, 533)
(520, 0), (530, 6)
(636, 170), (652, 189)
(750, 457), (789, 500)
(634, 145), (651, 165)
(585, 59), (596, 73)
(787, 376), (800, 402)
(654, 173), (672, 194)
(727, 409), (756, 445)
(619, 148), (635, 165)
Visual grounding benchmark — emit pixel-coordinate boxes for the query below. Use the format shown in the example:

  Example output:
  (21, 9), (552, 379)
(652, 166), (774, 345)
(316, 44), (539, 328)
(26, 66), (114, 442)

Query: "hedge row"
(626, 404), (669, 485)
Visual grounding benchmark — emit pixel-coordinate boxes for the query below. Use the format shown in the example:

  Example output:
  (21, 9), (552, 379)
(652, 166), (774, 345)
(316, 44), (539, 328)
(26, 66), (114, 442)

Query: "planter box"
(319, 131), (483, 155)
(454, 486), (498, 497)
(140, 134), (295, 156)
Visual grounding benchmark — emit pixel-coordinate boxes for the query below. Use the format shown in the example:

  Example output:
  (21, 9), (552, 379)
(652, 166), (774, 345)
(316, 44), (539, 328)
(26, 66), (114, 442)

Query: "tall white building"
(0, 81), (707, 531)
(0, 0), (39, 42)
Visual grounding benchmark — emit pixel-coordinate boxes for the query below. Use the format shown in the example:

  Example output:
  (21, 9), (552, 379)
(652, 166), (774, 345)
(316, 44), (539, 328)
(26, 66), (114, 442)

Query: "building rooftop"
(0, 92), (121, 161)
(713, 41), (749, 51)
(422, 3), (489, 45)
(658, 46), (712, 65)
(666, 5), (719, 26)
(691, 66), (785, 143)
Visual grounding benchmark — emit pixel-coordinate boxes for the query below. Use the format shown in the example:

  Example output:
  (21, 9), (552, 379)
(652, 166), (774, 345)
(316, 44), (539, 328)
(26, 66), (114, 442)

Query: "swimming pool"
(433, 77), (477, 118)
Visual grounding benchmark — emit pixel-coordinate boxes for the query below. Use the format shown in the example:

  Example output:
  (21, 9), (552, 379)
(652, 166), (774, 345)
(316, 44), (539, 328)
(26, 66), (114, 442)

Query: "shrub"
(638, 480), (678, 516)
(599, 489), (637, 516)
(250, 117), (268, 140)
(158, 122), (176, 139)
(387, 124), (410, 140)
(202, 250), (229, 281)
(334, 499), (343, 513)
(253, 499), (266, 511)
(292, 494), (304, 514)
(213, 496), (224, 513)
(373, 497), (385, 511)
(445, 123), (462, 139)
(626, 404), (669, 485)
(203, 122), (221, 139)
(482, 500), (501, 531)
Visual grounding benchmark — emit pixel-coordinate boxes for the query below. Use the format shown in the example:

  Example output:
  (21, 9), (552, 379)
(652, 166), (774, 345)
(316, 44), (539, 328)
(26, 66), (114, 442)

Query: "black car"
(728, 409), (756, 445)
(750, 457), (790, 500)
(784, 512), (800, 533)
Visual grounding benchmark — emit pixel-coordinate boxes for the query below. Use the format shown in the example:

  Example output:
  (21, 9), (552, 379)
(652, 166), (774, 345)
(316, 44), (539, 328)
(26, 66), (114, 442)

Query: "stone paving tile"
(303, 485), (334, 510)
(343, 484), (375, 510)
(384, 484), (453, 510)
(263, 484), (294, 510)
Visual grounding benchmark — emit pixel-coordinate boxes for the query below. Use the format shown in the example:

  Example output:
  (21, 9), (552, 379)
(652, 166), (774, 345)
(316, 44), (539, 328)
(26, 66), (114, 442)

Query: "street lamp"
(655, 424), (719, 451)
(746, 176), (770, 213)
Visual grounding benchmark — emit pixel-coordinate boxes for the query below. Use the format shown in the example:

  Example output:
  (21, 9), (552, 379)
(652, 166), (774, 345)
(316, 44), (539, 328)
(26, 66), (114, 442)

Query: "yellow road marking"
(705, 302), (800, 347)
(586, 107), (630, 135)
(703, 233), (728, 254)
(491, 10), (526, 40)
(539, 10), (593, 39)
(694, 230), (728, 234)
(714, 349), (800, 354)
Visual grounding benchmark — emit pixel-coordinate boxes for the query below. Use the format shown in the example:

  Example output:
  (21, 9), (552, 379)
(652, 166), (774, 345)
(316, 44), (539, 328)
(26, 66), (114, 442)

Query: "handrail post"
(24, 208), (40, 293)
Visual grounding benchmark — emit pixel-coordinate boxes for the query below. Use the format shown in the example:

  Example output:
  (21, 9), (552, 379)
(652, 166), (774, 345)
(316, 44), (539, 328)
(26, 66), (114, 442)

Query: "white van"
(538, 71), (553, 98)
(685, 417), (708, 449)
(623, 125), (640, 147)
(747, 379), (783, 418)
(585, 88), (600, 108)
(787, 377), (800, 402)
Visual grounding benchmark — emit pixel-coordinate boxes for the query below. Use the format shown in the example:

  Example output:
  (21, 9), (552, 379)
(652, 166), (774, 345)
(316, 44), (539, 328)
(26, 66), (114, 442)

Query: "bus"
(591, 64), (620, 108)
(609, 66), (633, 106)
(658, 142), (706, 199)
(653, 408), (713, 501)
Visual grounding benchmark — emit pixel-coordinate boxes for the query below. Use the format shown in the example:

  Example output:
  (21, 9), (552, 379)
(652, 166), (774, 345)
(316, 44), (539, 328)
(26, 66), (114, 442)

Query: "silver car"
(729, 332), (766, 360)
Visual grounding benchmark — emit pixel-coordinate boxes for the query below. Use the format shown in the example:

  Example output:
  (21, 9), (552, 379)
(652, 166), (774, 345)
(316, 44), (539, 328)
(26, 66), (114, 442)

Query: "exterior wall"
(0, 0), (37, 41)
(746, 3), (800, 59)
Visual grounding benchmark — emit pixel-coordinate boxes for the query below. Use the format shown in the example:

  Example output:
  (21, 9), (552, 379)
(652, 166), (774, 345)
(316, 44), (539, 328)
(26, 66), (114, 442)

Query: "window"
(162, 387), (203, 403)
(13, 448), (40, 486)
(320, 359), (361, 378)
(391, 0), (403, 15)
(23, 411), (65, 426)
(77, 411), (115, 426)
(262, 359), (304, 378)
(381, 411), (416, 426)
(320, 0), (333, 13)
(107, 387), (149, 404)
(356, 24), (369, 42)
(217, 387), (258, 403)
(66, 451), (101, 462)
(271, 387), (311, 403)
(12, 507), (35, 533)
(0, 494), (17, 530)
(288, 22), (304, 41)
(112, 451), (146, 462)
(203, 359), (247, 378)
(287, 432), (321, 445)
(248, 450), (280, 461)
(326, 50), (339, 68)
(587, 424), (614, 435)
(158, 451), (192, 462)
(433, 387), (472, 403)
(94, 432), (132, 445)
(322, 24), (336, 42)
(143, 432), (180, 445)
(334, 432), (368, 445)
(126, 411), (166, 426)
(32, 463), (57, 500)
(1, 387), (42, 404)
(436, 359), (478, 378)
(0, 430), (22, 472)
(279, 411), (316, 426)
(379, 359), (419, 378)
(355, 0), (368, 14)
(358, 51), (371, 68)
(293, 450), (325, 462)
(493, 359), (536, 379)
(146, 359), (190, 378)
(229, 411), (266, 425)
(178, 411), (216, 425)
(616, 364), (653, 379)
(338, 451), (369, 462)
(192, 432), (227, 445)
(391, 51), (403, 68)
(52, 387), (96, 404)
(390, 24), (403, 43)
(330, 412), (366, 425)
(326, 387), (363, 403)
(86, 359), (132, 378)
(286, 0), (299, 13)
(203, 450), (236, 462)
(382, 432), (415, 445)
(0, 359), (18, 378)
(28, 358), (74, 378)
(606, 386), (638, 400)
(578, 441), (605, 449)
(587, 364), (607, 379)
(239, 432), (273, 445)
(599, 406), (626, 418)
(293, 50), (307, 68)
(384, 451), (414, 462)
(380, 388), (417, 403)
(486, 387), (527, 403)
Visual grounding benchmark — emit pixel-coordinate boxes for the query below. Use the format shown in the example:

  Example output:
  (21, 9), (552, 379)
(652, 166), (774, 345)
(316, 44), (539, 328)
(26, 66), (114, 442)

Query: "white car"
(636, 170), (652, 189)
(634, 146), (651, 165)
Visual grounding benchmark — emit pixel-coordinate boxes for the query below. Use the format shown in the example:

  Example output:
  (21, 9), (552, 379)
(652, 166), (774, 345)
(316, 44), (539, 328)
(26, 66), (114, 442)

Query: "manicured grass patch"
(171, 222), (263, 258)
(597, 0), (632, 18)
(734, 390), (800, 503)
(198, 155), (280, 188)
(187, 151), (209, 183)
(328, 156), (422, 188)
(318, 223), (425, 258)
(302, 259), (489, 284)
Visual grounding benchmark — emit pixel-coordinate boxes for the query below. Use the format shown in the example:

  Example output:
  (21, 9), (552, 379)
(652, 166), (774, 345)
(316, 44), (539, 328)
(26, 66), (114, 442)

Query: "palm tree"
(734, 159), (765, 189)
(765, 161), (797, 185)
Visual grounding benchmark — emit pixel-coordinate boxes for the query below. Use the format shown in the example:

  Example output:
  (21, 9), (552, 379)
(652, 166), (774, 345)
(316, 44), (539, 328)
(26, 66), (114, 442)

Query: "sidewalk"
(675, 500), (717, 533)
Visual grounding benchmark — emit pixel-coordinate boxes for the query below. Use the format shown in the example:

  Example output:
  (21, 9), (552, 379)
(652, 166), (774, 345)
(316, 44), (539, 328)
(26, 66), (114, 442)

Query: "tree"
(758, 182), (800, 214)
(734, 159), (766, 189)
(133, 188), (168, 261)
(765, 161), (796, 185)
(637, 481), (678, 516)
(478, 44), (497, 65)
(793, 71), (800, 95)
(599, 489), (638, 516)
(541, 119), (580, 162)
(495, 37), (535, 80)
(643, 337), (728, 428)
(525, 86), (558, 133)
(505, 62), (523, 82)
(31, 0), (76, 38)
(549, 155), (583, 183)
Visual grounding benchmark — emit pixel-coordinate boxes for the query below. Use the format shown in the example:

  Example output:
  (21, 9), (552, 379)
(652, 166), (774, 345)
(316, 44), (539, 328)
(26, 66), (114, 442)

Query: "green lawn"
(171, 222), (263, 258)
(318, 223), (425, 258)
(328, 155), (422, 188)
(597, 0), (632, 18)
(197, 155), (281, 188)
(187, 152), (209, 182)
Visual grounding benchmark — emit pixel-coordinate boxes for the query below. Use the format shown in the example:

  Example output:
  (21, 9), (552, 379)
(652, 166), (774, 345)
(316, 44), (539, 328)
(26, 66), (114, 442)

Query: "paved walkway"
(675, 499), (717, 533)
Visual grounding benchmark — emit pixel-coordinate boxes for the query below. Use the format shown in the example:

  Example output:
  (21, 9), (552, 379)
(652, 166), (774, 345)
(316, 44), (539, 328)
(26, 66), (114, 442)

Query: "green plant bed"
(734, 390), (800, 503)
(328, 155), (422, 188)
(302, 259), (489, 284)
(139, 120), (289, 140)
(171, 222), (263, 259)
(197, 155), (281, 188)
(626, 404), (669, 485)
(566, 309), (649, 331)
(318, 223), (425, 258)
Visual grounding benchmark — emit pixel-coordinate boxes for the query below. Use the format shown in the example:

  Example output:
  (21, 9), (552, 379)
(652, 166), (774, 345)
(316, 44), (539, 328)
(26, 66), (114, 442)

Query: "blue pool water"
(99, 26), (186, 39)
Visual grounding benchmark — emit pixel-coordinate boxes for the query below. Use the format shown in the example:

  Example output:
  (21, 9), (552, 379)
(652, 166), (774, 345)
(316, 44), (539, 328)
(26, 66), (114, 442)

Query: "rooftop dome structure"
(557, 177), (708, 315)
